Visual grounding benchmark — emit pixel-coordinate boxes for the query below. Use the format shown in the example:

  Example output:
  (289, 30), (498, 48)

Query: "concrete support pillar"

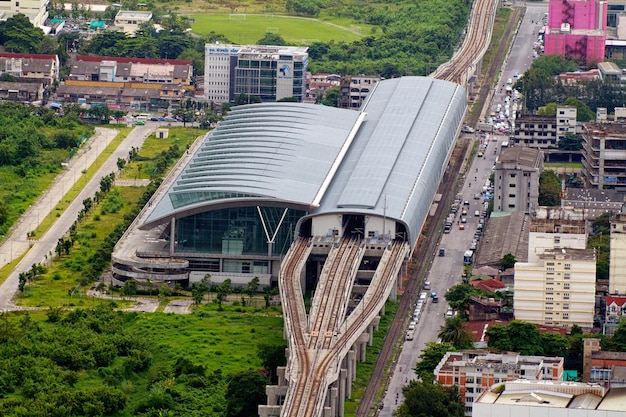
(328, 386), (338, 417)
(368, 325), (374, 346)
(360, 341), (367, 361)
(169, 217), (175, 255)
(338, 369), (347, 417)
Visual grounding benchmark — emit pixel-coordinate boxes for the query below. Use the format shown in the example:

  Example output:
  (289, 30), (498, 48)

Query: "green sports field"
(190, 14), (370, 45)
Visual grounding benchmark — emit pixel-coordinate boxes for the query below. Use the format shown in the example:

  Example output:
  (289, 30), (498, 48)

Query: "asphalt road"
(378, 2), (548, 413)
(0, 124), (156, 310)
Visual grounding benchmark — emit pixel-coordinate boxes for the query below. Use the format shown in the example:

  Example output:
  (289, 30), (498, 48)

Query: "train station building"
(112, 76), (467, 289)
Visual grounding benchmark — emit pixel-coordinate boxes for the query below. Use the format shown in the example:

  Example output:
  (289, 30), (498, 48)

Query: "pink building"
(544, 0), (607, 64)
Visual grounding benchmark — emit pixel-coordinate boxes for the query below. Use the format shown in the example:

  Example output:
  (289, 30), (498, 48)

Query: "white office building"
(0, 0), (48, 26)
(204, 43), (308, 103)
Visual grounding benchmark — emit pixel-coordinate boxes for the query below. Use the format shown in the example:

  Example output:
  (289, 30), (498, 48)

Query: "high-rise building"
(582, 122), (626, 189)
(204, 44), (308, 103)
(544, 0), (607, 64)
(514, 248), (596, 328)
(528, 218), (587, 263)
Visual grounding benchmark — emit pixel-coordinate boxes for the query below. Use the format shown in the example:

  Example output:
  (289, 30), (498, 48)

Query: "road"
(378, 2), (549, 414)
(0, 124), (156, 310)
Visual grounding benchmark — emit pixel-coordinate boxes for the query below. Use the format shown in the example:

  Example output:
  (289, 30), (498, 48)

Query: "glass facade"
(176, 206), (306, 257)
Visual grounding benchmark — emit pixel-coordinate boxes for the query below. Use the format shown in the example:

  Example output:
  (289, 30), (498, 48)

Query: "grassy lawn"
(120, 127), (205, 180)
(15, 186), (145, 308)
(544, 162), (583, 168)
(190, 13), (370, 44)
(345, 302), (398, 416)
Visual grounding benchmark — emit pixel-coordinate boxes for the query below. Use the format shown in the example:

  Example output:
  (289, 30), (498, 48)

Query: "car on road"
(423, 281), (431, 290)
(459, 224), (465, 230)
(461, 208), (467, 215)
(432, 294), (439, 303)
(431, 291), (437, 298)
(461, 217), (467, 223)
(474, 210), (480, 217)
(474, 193), (481, 199)
(477, 151), (483, 157)
(464, 200), (470, 206)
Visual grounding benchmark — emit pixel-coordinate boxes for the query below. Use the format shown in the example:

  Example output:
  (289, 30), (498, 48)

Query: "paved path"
(0, 124), (156, 310)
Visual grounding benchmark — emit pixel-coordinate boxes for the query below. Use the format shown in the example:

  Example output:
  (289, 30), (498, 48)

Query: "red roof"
(470, 278), (506, 291)
(0, 52), (58, 60)
(607, 296), (626, 307)
(76, 55), (192, 66)
(465, 319), (569, 343)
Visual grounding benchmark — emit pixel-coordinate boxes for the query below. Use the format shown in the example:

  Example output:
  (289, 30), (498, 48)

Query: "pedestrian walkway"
(0, 125), (156, 309)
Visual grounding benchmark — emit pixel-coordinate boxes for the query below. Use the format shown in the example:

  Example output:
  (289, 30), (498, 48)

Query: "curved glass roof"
(143, 103), (363, 226)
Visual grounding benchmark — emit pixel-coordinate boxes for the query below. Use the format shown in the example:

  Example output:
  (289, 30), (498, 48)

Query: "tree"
(257, 32), (287, 46)
(394, 379), (464, 417)
(500, 253), (516, 269)
(257, 342), (287, 383)
(0, 13), (44, 53)
(558, 133), (583, 150)
(321, 87), (340, 107)
(414, 342), (456, 381)
(538, 170), (561, 206)
(438, 317), (473, 349)
(486, 320), (545, 355)
(541, 332), (569, 357)
(225, 371), (268, 417)
(263, 286), (277, 308)
(215, 279), (232, 310)
(445, 284), (475, 312)
(564, 98), (595, 121)
(246, 276), (259, 305)
(191, 280), (208, 305)
(120, 279), (138, 297)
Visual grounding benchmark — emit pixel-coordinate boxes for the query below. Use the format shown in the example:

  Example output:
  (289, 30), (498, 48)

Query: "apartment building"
(514, 248), (596, 328)
(493, 147), (543, 213)
(0, 53), (60, 86)
(338, 75), (381, 109)
(512, 106), (577, 148)
(204, 44), (308, 103)
(610, 204), (626, 295)
(0, 0), (48, 26)
(435, 350), (564, 416)
(582, 122), (626, 189)
(528, 218), (587, 263)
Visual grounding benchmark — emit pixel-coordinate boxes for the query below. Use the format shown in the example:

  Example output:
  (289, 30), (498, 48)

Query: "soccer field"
(190, 14), (368, 45)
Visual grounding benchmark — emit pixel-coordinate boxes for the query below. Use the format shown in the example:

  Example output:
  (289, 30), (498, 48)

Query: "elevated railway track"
(267, 0), (500, 415)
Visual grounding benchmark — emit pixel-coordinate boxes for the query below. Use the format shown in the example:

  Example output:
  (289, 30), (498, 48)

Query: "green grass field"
(190, 13), (370, 44)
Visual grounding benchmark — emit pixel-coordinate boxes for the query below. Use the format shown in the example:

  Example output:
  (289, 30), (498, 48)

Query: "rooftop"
(584, 122), (626, 136)
(497, 147), (543, 169)
(537, 247), (596, 262)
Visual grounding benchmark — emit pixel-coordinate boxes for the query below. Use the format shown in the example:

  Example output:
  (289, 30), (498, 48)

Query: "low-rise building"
(435, 350), (564, 416)
(0, 53), (59, 86)
(0, 0), (48, 26)
(606, 296), (626, 324)
(0, 81), (42, 103)
(474, 380), (625, 417)
(114, 11), (152, 35)
(493, 147), (543, 213)
(514, 248), (596, 328)
(338, 75), (381, 109)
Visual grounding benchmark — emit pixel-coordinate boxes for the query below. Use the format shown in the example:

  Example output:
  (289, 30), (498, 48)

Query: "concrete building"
(582, 122), (626, 189)
(514, 248), (596, 328)
(584, 338), (626, 387)
(528, 218), (587, 263)
(0, 81), (42, 103)
(474, 380), (626, 417)
(610, 204), (626, 294)
(493, 147), (543, 213)
(598, 61), (625, 82)
(203, 44), (308, 103)
(114, 11), (152, 35)
(512, 106), (577, 148)
(0, 53), (60, 86)
(544, 0), (607, 65)
(0, 0), (48, 26)
(434, 350), (564, 416)
(338, 75), (381, 109)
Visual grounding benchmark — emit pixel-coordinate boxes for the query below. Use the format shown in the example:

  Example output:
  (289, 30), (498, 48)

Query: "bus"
(463, 250), (474, 265)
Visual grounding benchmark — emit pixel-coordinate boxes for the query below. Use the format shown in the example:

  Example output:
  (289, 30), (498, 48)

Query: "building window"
(564, 293), (570, 299)
(563, 303), (569, 309)
(565, 263), (571, 270)
(554, 237), (560, 244)
(509, 183), (516, 188)
(564, 283), (570, 289)
(564, 273), (570, 279)
(563, 313), (569, 319)
(547, 267), (554, 271)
